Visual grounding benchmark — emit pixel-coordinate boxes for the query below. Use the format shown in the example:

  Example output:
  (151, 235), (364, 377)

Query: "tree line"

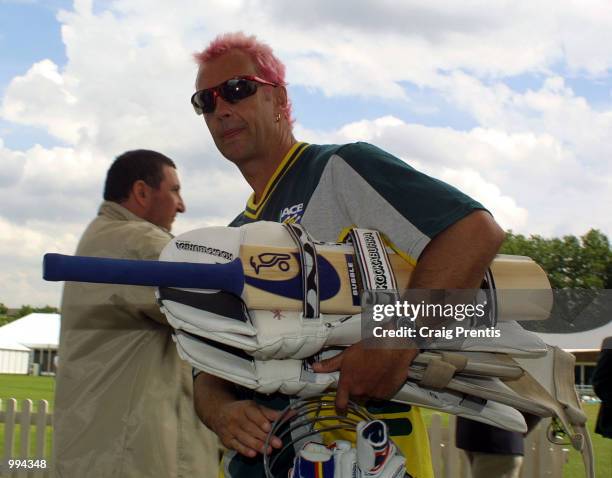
(499, 229), (611, 334)
(0, 304), (60, 327)
(500, 229), (611, 289)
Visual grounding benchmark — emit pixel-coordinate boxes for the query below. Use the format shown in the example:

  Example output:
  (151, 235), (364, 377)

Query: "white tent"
(536, 320), (612, 352)
(0, 313), (60, 374)
(0, 342), (30, 374)
(536, 320), (611, 390)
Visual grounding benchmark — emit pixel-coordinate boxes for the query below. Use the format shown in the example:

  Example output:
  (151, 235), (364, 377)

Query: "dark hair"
(103, 150), (176, 202)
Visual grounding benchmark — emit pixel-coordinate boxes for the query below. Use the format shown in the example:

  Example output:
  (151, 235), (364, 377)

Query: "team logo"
(245, 254), (341, 301)
(249, 253), (292, 274)
(280, 202), (304, 223)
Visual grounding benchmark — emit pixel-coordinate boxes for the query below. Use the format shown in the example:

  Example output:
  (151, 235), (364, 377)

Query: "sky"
(0, 0), (611, 307)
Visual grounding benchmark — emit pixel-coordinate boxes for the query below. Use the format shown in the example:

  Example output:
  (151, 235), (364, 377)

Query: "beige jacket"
(54, 201), (218, 478)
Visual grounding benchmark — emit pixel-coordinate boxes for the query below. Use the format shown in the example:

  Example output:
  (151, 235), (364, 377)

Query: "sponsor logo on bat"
(174, 241), (234, 260)
(363, 232), (390, 289)
(249, 253), (292, 274)
(345, 254), (360, 306)
(245, 254), (341, 301)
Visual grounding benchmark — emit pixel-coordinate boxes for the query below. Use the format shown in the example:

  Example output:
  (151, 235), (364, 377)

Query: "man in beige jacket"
(54, 150), (218, 477)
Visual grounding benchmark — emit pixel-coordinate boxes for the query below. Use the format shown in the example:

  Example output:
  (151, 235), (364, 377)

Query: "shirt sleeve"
(331, 142), (488, 262)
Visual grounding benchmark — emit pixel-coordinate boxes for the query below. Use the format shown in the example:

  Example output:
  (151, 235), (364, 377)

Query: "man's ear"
(131, 180), (150, 208)
(274, 85), (289, 110)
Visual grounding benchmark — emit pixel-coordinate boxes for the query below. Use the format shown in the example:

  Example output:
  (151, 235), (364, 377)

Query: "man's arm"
(409, 210), (505, 288)
(315, 210), (505, 412)
(193, 372), (284, 457)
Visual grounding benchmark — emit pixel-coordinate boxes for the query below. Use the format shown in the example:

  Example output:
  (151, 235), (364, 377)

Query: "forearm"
(409, 210), (505, 289)
(193, 371), (238, 429)
(406, 211), (504, 334)
(193, 372), (284, 456)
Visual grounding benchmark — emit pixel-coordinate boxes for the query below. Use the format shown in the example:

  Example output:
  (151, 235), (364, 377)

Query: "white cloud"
(434, 168), (528, 231)
(0, 139), (25, 186)
(0, 216), (80, 307)
(2, 60), (82, 143)
(171, 167), (252, 233)
(440, 73), (612, 166)
(0, 144), (108, 225)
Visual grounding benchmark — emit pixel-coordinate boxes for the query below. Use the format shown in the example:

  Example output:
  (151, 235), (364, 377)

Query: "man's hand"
(193, 373), (283, 458)
(209, 400), (284, 458)
(312, 342), (418, 414)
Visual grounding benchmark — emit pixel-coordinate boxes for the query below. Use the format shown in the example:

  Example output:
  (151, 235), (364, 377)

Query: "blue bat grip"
(43, 253), (244, 297)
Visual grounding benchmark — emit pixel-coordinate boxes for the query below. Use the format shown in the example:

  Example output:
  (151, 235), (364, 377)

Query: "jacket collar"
(98, 201), (172, 235)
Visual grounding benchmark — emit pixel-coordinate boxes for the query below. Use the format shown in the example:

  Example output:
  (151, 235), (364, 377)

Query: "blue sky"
(0, 0), (610, 306)
(0, 1), (69, 89)
(0, 0), (70, 150)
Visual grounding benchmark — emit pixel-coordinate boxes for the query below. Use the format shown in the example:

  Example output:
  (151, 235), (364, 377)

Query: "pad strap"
(440, 351), (469, 371)
(417, 352), (468, 389)
(347, 228), (398, 295)
(283, 223), (320, 319)
(419, 358), (458, 389)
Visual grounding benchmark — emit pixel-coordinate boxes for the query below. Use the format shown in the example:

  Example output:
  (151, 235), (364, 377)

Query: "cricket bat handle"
(42, 253), (245, 297)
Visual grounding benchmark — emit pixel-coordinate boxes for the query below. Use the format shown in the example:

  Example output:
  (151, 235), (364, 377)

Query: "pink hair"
(194, 32), (293, 123)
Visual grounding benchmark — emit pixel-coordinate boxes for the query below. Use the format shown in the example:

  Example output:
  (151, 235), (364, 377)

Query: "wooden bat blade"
(489, 254), (553, 321)
(239, 246), (552, 318)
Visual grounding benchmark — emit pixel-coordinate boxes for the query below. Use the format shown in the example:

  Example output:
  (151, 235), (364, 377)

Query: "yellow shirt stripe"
(244, 142), (309, 219)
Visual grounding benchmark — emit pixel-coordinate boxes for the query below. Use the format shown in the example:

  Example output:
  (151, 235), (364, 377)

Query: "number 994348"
(7, 459), (47, 469)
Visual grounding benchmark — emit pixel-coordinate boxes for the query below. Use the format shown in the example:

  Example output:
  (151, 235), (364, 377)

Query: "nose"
(177, 195), (186, 213)
(213, 95), (234, 117)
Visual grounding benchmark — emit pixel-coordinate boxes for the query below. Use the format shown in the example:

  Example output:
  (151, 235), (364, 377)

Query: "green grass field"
(562, 403), (611, 478)
(0, 374), (55, 459)
(1, 375), (610, 476)
(419, 407), (611, 477)
(0, 374), (55, 410)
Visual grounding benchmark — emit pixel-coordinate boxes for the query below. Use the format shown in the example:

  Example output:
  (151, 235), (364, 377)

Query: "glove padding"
(161, 288), (547, 360)
(177, 331), (527, 433)
(161, 291), (362, 359)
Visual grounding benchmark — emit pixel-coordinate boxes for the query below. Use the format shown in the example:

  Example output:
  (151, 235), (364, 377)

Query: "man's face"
(195, 50), (280, 166)
(145, 165), (185, 231)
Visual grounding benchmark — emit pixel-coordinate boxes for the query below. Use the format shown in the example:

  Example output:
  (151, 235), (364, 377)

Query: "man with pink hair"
(190, 32), (505, 478)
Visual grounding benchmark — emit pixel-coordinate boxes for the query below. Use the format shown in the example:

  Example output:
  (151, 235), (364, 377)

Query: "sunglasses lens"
(193, 89), (216, 114)
(221, 79), (258, 103)
(192, 77), (267, 114)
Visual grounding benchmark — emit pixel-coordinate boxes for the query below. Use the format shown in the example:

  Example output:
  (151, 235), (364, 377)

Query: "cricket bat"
(43, 222), (552, 320)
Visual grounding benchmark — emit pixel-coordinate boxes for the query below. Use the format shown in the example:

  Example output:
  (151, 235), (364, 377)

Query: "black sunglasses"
(191, 75), (278, 115)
